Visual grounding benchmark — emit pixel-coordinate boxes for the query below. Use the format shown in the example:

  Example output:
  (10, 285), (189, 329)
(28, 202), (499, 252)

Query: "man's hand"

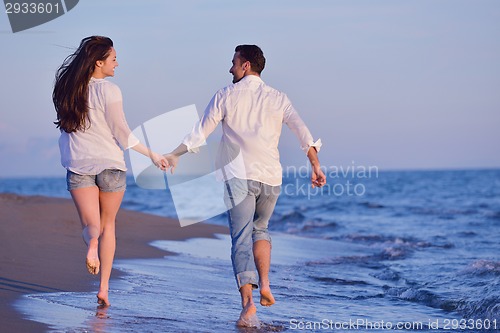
(311, 163), (326, 188)
(163, 153), (179, 174)
(162, 143), (189, 174)
(307, 146), (326, 188)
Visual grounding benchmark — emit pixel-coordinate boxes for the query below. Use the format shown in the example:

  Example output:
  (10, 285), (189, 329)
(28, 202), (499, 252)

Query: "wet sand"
(0, 193), (228, 333)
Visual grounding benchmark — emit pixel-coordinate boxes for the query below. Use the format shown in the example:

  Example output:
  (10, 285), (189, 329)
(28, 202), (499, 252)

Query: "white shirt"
(59, 78), (139, 175)
(182, 75), (321, 186)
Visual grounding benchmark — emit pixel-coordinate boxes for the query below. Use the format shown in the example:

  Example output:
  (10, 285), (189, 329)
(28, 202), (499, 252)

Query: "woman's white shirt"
(59, 77), (139, 175)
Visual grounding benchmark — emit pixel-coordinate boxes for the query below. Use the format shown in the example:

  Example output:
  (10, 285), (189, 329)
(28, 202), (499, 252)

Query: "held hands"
(150, 152), (170, 172)
(131, 143), (171, 172)
(161, 144), (187, 174)
(162, 153), (179, 174)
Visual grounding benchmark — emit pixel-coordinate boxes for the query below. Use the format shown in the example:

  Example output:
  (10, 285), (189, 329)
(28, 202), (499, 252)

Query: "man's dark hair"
(235, 45), (266, 74)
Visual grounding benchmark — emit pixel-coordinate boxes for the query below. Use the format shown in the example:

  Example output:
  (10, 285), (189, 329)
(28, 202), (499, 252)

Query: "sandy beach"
(0, 193), (228, 333)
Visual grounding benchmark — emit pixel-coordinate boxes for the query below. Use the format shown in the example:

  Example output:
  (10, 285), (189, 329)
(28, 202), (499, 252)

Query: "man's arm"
(307, 147), (326, 188)
(164, 92), (224, 173)
(283, 100), (326, 187)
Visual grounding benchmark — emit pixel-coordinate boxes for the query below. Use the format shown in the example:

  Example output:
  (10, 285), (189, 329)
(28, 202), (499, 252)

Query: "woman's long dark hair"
(53, 36), (113, 133)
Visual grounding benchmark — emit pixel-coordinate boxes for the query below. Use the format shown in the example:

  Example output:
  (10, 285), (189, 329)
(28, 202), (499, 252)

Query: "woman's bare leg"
(96, 190), (124, 306)
(70, 187), (101, 275)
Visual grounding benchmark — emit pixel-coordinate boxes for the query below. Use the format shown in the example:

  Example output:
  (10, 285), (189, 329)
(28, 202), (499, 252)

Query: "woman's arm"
(131, 142), (169, 171)
(104, 83), (168, 171)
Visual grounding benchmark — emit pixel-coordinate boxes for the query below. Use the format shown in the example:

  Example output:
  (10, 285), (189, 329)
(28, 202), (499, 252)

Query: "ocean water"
(3, 169), (500, 332)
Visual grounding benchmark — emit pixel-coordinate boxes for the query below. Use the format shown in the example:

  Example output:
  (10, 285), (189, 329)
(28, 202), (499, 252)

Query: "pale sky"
(1, 0), (499, 177)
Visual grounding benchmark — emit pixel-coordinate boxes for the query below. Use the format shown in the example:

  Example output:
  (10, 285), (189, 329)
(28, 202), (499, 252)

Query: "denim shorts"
(66, 169), (127, 192)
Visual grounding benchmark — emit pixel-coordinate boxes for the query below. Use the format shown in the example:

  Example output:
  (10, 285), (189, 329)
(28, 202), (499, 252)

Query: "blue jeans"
(224, 178), (281, 289)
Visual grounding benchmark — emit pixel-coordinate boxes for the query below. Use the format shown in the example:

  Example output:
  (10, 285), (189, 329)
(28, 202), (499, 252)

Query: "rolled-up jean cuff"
(253, 231), (272, 244)
(236, 271), (258, 290)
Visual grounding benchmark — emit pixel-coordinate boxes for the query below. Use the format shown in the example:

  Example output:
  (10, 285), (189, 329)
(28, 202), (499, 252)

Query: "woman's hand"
(130, 143), (170, 172)
(150, 152), (169, 171)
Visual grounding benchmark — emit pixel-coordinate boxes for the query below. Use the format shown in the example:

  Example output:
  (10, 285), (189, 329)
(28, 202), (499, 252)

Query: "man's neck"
(244, 72), (260, 78)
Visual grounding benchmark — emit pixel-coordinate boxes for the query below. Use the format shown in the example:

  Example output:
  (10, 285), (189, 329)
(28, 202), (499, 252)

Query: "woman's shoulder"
(90, 78), (122, 100)
(90, 78), (120, 90)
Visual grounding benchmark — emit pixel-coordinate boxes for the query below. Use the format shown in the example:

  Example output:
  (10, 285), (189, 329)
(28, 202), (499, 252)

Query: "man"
(164, 45), (326, 326)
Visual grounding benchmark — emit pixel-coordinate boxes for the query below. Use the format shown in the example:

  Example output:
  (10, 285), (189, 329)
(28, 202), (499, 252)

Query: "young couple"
(53, 36), (326, 327)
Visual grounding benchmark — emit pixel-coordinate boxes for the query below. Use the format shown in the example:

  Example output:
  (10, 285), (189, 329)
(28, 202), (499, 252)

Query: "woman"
(53, 36), (167, 306)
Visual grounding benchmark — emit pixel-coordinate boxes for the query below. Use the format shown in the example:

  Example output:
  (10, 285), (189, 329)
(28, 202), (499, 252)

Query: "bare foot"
(260, 286), (275, 306)
(86, 239), (100, 275)
(97, 290), (110, 306)
(236, 302), (259, 328)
